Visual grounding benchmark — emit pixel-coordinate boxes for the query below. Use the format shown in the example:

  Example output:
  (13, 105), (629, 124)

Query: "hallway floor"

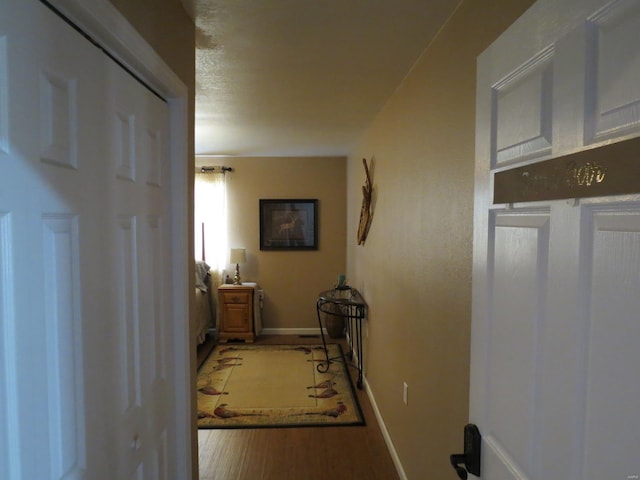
(197, 335), (400, 480)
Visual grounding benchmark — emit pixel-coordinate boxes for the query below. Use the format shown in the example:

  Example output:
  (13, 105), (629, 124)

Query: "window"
(194, 170), (228, 271)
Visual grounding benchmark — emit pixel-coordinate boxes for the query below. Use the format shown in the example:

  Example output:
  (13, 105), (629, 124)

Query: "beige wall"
(197, 156), (347, 330)
(346, 1), (535, 478)
(108, 0), (195, 92)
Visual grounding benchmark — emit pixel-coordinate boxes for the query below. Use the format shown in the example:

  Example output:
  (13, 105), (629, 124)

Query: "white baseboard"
(259, 327), (326, 336)
(363, 377), (408, 480)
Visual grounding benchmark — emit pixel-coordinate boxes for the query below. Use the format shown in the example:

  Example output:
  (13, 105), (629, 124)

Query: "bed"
(194, 260), (216, 344)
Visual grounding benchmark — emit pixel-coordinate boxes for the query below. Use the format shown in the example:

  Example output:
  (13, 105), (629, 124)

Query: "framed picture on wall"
(259, 199), (318, 250)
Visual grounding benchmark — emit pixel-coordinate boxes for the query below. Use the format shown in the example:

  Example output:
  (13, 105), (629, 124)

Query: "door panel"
(493, 49), (553, 166)
(0, 27), (13, 479)
(39, 68), (78, 168)
(0, 35), (7, 154)
(587, 0), (640, 141)
(108, 56), (172, 479)
(226, 304), (250, 332)
(42, 215), (84, 479)
(472, 0), (640, 479)
(484, 211), (550, 478)
(0, 0), (175, 478)
(0, 213), (16, 480)
(582, 206), (640, 479)
(2, 3), (101, 477)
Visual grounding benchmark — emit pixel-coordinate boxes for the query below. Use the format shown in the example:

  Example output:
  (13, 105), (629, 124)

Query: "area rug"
(197, 344), (365, 428)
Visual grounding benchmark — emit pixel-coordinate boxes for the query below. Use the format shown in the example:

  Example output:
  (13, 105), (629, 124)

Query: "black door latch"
(450, 424), (481, 479)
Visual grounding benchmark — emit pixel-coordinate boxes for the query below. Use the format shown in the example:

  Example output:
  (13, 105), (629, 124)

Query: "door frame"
(46, 1), (192, 477)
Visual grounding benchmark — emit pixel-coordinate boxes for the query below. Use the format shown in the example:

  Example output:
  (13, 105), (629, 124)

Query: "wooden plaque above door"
(493, 135), (640, 204)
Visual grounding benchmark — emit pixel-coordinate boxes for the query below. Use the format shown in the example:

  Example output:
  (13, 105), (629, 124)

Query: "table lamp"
(230, 248), (246, 285)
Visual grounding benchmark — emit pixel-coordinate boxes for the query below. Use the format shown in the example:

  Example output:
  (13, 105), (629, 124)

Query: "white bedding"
(195, 260), (211, 292)
(194, 287), (213, 344)
(194, 262), (225, 344)
(195, 260), (213, 344)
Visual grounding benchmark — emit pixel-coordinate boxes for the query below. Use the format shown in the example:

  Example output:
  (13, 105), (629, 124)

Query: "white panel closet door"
(471, 0), (640, 479)
(0, 0), (175, 478)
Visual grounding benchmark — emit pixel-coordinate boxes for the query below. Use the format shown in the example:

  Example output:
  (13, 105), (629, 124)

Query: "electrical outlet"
(403, 382), (408, 405)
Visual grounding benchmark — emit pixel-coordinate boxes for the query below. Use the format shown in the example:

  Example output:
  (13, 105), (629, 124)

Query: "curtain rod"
(199, 165), (233, 173)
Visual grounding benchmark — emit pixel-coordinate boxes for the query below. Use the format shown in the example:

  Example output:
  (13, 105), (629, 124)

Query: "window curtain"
(194, 170), (228, 272)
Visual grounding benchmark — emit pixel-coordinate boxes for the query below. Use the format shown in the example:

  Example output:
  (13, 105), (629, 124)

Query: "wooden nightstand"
(218, 284), (256, 343)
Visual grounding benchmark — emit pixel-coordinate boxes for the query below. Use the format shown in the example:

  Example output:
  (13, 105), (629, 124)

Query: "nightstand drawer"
(221, 292), (250, 304)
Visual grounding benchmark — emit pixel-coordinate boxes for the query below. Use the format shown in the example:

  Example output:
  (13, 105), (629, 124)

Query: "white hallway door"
(0, 0), (184, 478)
(471, 0), (640, 479)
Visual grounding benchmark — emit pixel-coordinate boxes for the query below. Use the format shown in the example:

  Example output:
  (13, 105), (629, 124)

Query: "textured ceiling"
(182, 0), (461, 157)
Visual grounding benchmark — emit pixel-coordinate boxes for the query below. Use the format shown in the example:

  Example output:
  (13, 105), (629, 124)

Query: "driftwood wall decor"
(357, 158), (373, 245)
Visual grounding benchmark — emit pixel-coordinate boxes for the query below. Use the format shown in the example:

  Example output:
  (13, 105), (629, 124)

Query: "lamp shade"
(230, 248), (246, 264)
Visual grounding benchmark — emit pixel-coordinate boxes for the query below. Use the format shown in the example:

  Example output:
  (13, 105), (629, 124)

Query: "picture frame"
(259, 199), (318, 250)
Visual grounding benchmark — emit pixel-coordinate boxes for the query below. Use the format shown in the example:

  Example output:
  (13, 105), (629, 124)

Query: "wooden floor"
(196, 335), (400, 480)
